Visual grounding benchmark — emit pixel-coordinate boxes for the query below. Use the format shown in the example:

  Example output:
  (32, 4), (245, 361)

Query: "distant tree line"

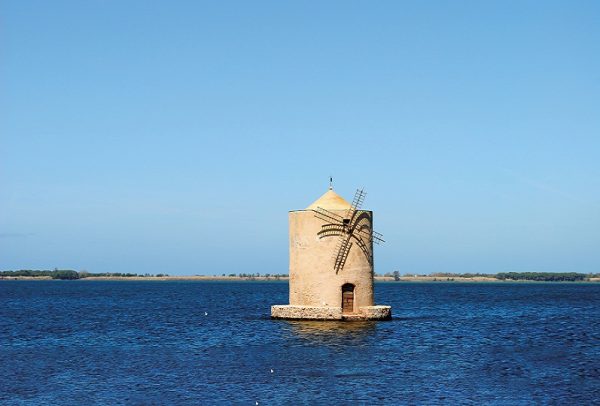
(0, 270), (169, 280)
(430, 273), (491, 278)
(495, 272), (588, 282)
(0, 269), (80, 280)
(0, 270), (293, 280)
(379, 271), (401, 280)
(374, 271), (597, 282)
(3, 269), (597, 281)
(236, 273), (288, 279)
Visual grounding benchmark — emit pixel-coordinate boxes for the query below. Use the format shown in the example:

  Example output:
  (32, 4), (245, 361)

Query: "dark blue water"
(1, 281), (599, 405)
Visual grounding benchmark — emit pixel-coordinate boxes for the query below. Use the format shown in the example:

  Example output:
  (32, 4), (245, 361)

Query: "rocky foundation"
(271, 305), (391, 321)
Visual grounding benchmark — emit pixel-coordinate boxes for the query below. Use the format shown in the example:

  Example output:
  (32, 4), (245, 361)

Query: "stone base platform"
(271, 305), (391, 321)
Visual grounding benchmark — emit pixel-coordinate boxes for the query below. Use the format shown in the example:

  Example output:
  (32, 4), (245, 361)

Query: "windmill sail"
(314, 206), (344, 224)
(346, 188), (366, 217)
(333, 237), (353, 273)
(312, 188), (384, 272)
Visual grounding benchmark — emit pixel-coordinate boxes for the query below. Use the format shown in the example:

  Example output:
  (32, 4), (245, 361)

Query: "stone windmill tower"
(271, 182), (391, 320)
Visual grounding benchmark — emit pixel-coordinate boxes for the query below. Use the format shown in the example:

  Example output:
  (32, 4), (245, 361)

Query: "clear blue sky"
(2, 1), (599, 275)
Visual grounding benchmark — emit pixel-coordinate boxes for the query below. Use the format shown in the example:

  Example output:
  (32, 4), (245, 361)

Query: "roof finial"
(329, 176), (333, 190)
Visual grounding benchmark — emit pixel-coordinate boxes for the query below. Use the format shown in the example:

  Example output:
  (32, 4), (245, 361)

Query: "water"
(1, 281), (599, 405)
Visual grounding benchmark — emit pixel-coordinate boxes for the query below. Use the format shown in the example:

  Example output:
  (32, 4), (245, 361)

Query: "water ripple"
(1, 281), (599, 404)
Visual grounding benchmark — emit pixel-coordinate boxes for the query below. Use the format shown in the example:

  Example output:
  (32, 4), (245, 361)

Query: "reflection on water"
(283, 319), (377, 342)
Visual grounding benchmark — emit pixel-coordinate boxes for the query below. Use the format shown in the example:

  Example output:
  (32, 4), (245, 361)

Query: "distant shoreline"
(1, 275), (599, 283)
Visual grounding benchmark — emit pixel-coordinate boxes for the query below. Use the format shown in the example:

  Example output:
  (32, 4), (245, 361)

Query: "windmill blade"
(348, 211), (385, 245)
(313, 206), (344, 225)
(353, 236), (373, 265)
(343, 188), (367, 225)
(333, 237), (353, 273)
(317, 224), (345, 238)
(372, 231), (385, 245)
(348, 209), (370, 230)
(354, 227), (385, 245)
(350, 188), (367, 211)
(354, 227), (373, 240)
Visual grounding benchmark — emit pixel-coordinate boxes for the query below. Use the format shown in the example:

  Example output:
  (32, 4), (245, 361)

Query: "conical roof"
(306, 189), (352, 210)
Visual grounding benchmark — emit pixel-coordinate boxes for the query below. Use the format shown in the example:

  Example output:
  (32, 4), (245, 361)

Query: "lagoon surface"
(1, 281), (599, 405)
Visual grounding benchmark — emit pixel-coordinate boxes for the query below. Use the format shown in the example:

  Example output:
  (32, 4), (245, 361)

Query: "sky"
(2, 1), (599, 275)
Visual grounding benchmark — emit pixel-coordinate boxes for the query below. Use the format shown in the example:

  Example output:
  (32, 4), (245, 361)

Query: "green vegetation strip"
(1, 270), (598, 281)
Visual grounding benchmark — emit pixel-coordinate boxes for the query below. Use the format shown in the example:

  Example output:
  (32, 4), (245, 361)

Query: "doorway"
(341, 284), (355, 314)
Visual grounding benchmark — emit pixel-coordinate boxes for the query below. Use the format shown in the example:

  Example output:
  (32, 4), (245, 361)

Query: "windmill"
(313, 188), (384, 273)
(270, 184), (393, 321)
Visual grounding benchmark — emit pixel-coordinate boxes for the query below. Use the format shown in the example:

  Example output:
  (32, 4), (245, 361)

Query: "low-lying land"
(1, 270), (599, 282)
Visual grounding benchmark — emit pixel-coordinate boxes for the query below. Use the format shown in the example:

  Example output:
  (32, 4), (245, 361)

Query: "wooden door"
(342, 284), (354, 314)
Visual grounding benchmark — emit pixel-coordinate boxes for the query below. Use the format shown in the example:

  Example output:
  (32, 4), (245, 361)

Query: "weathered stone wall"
(271, 305), (342, 320)
(359, 305), (392, 320)
(270, 305), (392, 320)
(288, 209), (374, 310)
